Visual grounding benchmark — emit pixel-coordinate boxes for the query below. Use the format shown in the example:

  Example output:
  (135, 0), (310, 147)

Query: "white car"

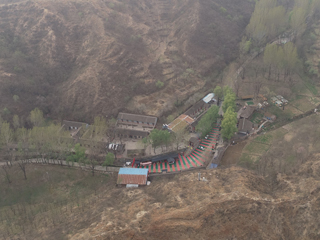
(198, 146), (205, 150)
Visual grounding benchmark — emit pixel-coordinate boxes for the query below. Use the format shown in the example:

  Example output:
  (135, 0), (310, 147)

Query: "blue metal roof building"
(117, 168), (149, 185)
(118, 168), (148, 175)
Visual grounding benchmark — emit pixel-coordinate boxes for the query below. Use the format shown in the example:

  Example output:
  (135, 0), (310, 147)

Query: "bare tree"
(17, 144), (29, 180)
(86, 139), (104, 176)
(106, 118), (117, 142)
(1, 164), (12, 183)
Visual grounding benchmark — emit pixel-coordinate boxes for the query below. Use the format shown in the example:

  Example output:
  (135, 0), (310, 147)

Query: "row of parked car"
(197, 134), (212, 150)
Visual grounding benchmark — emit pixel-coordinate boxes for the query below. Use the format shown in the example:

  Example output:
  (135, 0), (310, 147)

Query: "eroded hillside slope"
(0, 0), (253, 120)
(67, 158), (320, 240)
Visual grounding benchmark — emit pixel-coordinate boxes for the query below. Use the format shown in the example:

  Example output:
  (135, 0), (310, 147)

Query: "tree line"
(0, 109), (117, 183)
(196, 86), (237, 141)
(243, 0), (320, 51)
(144, 127), (189, 154)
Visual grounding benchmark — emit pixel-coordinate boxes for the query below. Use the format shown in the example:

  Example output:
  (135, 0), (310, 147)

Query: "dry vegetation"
(0, 164), (113, 239)
(3, 111), (320, 239)
(0, 0), (253, 122)
(3, 161), (320, 239)
(239, 114), (320, 178)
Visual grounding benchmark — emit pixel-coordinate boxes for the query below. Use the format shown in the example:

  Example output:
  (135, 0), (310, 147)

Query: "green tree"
(214, 86), (223, 104)
(172, 128), (188, 150)
(16, 127), (28, 147)
(196, 105), (219, 138)
(246, 0), (287, 46)
(166, 115), (175, 123)
(139, 136), (149, 150)
(12, 114), (20, 129)
(264, 42), (298, 81)
(156, 80), (164, 88)
(66, 143), (86, 164)
(282, 42), (298, 76)
(221, 107), (237, 141)
(149, 129), (171, 153)
(29, 108), (44, 127)
(149, 129), (162, 153)
(223, 86), (233, 97)
(239, 37), (252, 56)
(222, 92), (236, 113)
(104, 152), (115, 167)
(2, 107), (10, 116)
(160, 130), (171, 151)
(0, 121), (13, 148)
(13, 95), (19, 102)
(263, 43), (278, 79)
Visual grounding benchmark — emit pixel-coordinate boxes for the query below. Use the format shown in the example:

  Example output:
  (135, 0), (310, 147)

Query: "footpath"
(0, 158), (120, 173)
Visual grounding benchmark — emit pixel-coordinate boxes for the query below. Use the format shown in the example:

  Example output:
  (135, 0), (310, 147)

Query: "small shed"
(202, 93), (215, 103)
(117, 168), (149, 186)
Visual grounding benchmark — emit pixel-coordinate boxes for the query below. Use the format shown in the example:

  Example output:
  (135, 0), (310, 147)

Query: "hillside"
(3, 159), (320, 239)
(68, 162), (320, 240)
(0, 0), (253, 121)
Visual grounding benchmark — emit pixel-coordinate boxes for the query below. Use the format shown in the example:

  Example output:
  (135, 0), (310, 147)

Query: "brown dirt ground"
(220, 140), (248, 166)
(0, 0), (254, 122)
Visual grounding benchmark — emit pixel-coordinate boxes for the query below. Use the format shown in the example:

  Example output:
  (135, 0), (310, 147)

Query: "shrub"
(219, 7), (227, 14)
(309, 67), (318, 75)
(2, 107), (10, 115)
(166, 115), (175, 123)
(156, 80), (164, 88)
(305, 60), (312, 67)
(13, 66), (22, 73)
(13, 95), (19, 102)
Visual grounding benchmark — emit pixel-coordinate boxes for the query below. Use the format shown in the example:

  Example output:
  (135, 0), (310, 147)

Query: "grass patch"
(268, 105), (294, 121)
(238, 153), (260, 169)
(310, 97), (320, 105)
(269, 127), (288, 140)
(290, 97), (315, 112)
(254, 134), (273, 144)
(0, 165), (111, 238)
(242, 141), (270, 155)
(285, 155), (296, 164)
(299, 72), (318, 95)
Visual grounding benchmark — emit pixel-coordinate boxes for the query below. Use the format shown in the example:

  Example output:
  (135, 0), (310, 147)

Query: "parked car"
(167, 157), (176, 165)
(205, 135), (210, 140)
(198, 146), (205, 150)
